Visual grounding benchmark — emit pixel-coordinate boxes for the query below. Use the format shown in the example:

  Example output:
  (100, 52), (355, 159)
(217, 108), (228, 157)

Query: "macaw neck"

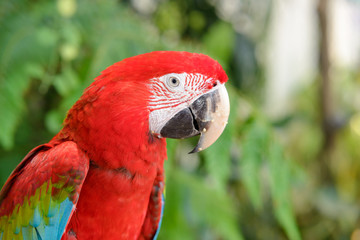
(53, 80), (167, 172)
(54, 116), (167, 173)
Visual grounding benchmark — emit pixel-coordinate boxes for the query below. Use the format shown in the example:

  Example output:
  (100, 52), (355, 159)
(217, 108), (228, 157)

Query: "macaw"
(0, 51), (230, 240)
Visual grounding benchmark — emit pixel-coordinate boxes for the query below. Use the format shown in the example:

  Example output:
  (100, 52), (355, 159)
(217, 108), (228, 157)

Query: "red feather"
(0, 51), (227, 240)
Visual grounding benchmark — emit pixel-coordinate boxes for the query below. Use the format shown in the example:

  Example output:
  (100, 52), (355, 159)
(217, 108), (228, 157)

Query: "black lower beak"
(160, 107), (200, 139)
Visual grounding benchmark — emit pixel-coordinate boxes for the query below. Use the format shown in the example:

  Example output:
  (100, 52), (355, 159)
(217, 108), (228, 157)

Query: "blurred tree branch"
(318, 0), (333, 151)
(317, 0), (336, 183)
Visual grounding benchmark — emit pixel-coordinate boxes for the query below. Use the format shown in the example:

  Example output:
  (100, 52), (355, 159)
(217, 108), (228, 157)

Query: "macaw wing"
(0, 141), (89, 240)
(139, 170), (165, 240)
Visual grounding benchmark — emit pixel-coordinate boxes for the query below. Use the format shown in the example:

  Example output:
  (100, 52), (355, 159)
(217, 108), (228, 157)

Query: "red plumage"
(0, 51), (228, 240)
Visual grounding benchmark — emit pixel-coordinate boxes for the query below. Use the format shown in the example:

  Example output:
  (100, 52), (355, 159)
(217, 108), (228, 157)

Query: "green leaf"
(45, 110), (64, 134)
(0, 1), (58, 149)
(268, 142), (301, 240)
(203, 21), (235, 65)
(240, 119), (268, 210)
(155, 1), (184, 34)
(161, 167), (243, 240)
(53, 66), (80, 97)
(0, 64), (42, 149)
(158, 166), (197, 240)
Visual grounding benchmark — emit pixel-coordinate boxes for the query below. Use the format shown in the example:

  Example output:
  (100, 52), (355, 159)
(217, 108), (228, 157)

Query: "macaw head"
(144, 52), (230, 153)
(60, 51), (229, 158)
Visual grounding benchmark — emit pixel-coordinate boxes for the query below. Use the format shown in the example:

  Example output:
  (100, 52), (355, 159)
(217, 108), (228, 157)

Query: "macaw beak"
(160, 84), (230, 153)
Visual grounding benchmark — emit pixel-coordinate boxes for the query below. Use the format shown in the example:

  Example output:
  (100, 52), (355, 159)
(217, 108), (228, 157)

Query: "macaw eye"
(167, 76), (180, 88)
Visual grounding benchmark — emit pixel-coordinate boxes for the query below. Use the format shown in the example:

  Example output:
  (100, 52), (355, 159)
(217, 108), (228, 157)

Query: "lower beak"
(160, 84), (230, 153)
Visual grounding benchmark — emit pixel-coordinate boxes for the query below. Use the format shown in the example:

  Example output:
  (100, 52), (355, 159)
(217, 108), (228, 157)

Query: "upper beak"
(159, 84), (230, 153)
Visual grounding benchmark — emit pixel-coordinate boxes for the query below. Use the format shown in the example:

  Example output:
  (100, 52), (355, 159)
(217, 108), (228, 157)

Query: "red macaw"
(0, 51), (230, 240)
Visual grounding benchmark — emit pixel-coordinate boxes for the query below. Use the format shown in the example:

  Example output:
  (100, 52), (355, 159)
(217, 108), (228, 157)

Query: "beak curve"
(159, 84), (230, 153)
(188, 84), (230, 153)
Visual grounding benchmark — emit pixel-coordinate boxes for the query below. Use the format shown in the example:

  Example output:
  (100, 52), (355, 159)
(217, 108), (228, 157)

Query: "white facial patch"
(148, 73), (213, 135)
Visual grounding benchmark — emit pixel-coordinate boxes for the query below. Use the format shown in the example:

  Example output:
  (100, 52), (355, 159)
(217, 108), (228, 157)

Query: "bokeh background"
(1, 0), (360, 239)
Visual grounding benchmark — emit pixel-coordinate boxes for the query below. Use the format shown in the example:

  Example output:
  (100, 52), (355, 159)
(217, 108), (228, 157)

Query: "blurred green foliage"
(1, 0), (360, 239)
